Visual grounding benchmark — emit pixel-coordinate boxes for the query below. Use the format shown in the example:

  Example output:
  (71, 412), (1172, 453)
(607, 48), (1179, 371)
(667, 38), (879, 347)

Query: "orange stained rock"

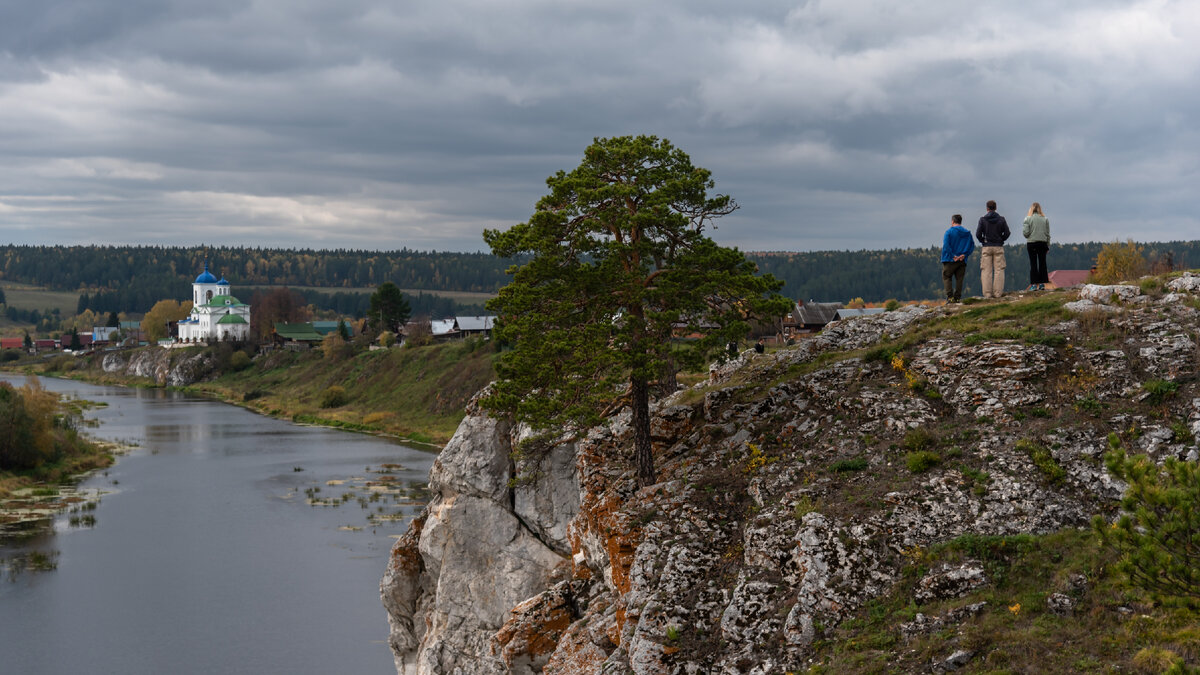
(542, 621), (609, 674)
(493, 591), (574, 666)
(388, 514), (426, 575)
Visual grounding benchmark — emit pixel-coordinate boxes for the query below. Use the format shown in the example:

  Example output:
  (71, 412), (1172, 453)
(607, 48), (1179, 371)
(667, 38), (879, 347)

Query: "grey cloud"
(1, 1), (1198, 253)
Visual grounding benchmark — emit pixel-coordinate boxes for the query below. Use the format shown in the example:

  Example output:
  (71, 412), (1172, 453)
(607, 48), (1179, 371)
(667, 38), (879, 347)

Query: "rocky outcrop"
(381, 399), (579, 674)
(100, 348), (216, 386)
(382, 282), (1200, 673)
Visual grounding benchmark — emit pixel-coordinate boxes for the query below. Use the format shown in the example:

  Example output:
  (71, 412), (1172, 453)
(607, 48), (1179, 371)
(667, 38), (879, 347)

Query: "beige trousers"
(980, 247), (1006, 298)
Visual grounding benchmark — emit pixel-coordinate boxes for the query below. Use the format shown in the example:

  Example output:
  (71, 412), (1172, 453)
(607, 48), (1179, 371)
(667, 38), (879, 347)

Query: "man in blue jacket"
(976, 200), (1010, 298)
(941, 214), (974, 303)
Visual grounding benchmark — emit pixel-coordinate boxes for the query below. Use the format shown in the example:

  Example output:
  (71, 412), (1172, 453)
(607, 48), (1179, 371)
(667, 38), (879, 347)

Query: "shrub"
(229, 350), (252, 371)
(319, 385), (348, 409)
(1143, 379), (1179, 405)
(905, 451), (941, 473)
(1, 349), (20, 362)
(884, 299), (901, 312)
(379, 331), (397, 348)
(1095, 448), (1200, 604)
(1170, 419), (1195, 444)
(830, 457), (869, 473)
(903, 427), (937, 453)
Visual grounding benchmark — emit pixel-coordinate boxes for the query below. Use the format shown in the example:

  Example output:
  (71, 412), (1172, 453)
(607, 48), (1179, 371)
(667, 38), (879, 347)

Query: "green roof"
(217, 314), (248, 325)
(274, 322), (323, 341)
(204, 295), (246, 308)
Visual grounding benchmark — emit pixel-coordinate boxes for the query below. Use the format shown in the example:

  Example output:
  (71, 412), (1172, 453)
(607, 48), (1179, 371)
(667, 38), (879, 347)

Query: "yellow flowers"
(891, 354), (921, 391)
(1008, 602), (1021, 616)
(743, 442), (777, 475)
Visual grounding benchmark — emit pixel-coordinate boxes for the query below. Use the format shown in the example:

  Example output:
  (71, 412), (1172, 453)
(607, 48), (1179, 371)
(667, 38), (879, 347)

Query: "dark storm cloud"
(1, 0), (1197, 252)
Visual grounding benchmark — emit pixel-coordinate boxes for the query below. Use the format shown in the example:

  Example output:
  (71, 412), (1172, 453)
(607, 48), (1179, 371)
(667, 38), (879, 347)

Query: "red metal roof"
(1048, 270), (1091, 288)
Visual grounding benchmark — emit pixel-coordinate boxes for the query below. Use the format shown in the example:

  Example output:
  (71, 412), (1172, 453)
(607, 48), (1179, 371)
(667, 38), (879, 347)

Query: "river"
(0, 374), (433, 674)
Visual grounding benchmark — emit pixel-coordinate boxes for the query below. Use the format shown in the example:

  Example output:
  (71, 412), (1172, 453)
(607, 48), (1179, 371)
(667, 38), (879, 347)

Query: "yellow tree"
(141, 300), (193, 341)
(1092, 240), (1148, 284)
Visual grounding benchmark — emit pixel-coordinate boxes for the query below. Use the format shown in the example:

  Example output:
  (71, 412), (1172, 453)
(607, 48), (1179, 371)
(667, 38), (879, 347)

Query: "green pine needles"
(482, 135), (790, 487)
(1094, 447), (1200, 604)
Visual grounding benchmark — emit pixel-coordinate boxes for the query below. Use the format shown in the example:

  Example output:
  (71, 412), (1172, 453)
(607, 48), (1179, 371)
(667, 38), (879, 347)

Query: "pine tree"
(483, 135), (789, 487)
(1094, 444), (1200, 603)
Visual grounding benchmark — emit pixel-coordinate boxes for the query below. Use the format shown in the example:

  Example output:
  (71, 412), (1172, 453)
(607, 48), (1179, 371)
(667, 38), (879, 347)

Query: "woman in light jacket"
(1022, 202), (1050, 290)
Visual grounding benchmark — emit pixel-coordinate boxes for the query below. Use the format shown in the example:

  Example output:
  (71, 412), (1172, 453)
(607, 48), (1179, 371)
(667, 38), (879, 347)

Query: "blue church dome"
(217, 277), (230, 286)
(195, 261), (218, 284)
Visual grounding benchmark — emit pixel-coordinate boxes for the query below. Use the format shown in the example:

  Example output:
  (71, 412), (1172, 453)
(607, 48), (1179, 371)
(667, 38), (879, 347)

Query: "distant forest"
(1, 241), (1198, 316)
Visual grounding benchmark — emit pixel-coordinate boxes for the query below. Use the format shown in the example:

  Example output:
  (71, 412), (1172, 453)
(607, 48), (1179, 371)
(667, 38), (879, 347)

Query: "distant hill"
(1, 241), (1197, 312)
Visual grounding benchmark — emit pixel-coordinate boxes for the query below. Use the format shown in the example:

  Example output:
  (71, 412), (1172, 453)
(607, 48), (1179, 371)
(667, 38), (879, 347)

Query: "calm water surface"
(0, 375), (433, 674)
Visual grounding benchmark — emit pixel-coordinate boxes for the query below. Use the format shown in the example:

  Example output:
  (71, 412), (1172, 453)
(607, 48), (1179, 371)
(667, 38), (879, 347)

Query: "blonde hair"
(1027, 202), (1044, 217)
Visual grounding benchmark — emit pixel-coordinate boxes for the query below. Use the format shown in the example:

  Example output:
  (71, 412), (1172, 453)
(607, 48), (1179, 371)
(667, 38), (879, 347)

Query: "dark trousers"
(942, 260), (966, 299)
(1027, 242), (1049, 284)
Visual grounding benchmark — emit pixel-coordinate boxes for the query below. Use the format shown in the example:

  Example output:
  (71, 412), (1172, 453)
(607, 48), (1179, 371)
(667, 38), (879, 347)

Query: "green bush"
(905, 451), (941, 473)
(229, 350), (252, 371)
(1143, 379), (1179, 405)
(884, 299), (901, 312)
(1, 349), (21, 362)
(903, 427), (937, 453)
(830, 458), (869, 473)
(319, 385), (348, 409)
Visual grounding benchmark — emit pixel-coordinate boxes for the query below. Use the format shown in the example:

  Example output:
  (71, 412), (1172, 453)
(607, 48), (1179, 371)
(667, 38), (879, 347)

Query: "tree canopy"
(369, 282), (412, 335)
(483, 135), (789, 486)
(140, 300), (192, 342)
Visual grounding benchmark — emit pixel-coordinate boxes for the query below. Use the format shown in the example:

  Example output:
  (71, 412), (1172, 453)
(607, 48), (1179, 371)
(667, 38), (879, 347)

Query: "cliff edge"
(383, 274), (1200, 673)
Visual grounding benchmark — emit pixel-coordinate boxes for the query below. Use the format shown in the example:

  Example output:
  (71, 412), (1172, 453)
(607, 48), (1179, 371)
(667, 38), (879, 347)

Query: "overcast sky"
(1, 0), (1197, 253)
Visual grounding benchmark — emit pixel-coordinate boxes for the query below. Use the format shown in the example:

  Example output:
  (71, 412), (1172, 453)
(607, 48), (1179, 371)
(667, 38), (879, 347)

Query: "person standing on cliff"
(941, 214), (974, 303)
(976, 200), (1010, 298)
(1022, 202), (1051, 291)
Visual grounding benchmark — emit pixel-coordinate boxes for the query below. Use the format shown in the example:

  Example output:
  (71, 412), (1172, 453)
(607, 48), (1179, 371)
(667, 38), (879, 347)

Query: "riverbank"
(5, 339), (497, 448)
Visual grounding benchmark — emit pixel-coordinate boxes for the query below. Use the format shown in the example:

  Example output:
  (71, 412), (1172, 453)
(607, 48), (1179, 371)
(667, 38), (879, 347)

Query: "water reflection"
(0, 374), (434, 674)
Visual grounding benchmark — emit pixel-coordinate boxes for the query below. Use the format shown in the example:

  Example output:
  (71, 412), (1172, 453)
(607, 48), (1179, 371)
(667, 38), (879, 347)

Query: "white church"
(176, 262), (252, 342)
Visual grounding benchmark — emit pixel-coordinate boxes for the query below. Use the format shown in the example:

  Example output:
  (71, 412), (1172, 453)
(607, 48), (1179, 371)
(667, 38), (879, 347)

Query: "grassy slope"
(182, 340), (496, 446)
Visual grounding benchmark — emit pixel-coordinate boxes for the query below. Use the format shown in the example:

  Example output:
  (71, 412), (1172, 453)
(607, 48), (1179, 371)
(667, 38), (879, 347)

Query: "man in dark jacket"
(976, 200), (1010, 298)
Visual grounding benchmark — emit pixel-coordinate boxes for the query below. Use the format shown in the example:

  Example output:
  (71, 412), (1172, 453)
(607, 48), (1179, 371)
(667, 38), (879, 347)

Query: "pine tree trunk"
(658, 353), (678, 396)
(631, 375), (656, 487)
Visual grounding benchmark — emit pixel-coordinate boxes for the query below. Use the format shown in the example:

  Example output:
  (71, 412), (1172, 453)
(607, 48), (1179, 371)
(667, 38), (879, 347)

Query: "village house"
(454, 316), (495, 339)
(782, 301), (843, 338)
(273, 322), (324, 349)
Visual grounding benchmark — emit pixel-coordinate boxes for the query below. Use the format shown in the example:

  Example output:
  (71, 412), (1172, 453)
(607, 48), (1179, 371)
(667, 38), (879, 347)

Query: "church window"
(206, 290), (214, 302)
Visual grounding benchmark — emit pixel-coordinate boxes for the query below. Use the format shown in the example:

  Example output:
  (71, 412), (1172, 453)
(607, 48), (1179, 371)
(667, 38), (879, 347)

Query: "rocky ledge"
(382, 273), (1200, 674)
(100, 347), (216, 386)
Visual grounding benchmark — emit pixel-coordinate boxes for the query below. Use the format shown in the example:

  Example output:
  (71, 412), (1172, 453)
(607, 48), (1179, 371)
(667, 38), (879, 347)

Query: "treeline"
(749, 241), (1200, 302)
(6, 241), (1200, 310)
(1, 245), (511, 293)
(290, 289), (485, 318)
